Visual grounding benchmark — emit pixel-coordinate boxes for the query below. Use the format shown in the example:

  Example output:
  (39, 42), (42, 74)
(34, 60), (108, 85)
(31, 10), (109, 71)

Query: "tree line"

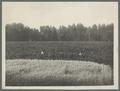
(6, 23), (113, 41)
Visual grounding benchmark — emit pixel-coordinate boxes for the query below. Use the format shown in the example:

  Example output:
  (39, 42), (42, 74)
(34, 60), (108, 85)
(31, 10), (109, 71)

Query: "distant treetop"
(6, 23), (114, 41)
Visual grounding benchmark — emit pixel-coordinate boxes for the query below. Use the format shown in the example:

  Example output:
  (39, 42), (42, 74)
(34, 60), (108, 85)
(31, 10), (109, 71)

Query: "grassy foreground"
(6, 59), (113, 86)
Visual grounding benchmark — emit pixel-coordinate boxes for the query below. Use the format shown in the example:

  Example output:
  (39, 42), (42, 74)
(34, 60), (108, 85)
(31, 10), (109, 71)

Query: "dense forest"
(6, 23), (113, 41)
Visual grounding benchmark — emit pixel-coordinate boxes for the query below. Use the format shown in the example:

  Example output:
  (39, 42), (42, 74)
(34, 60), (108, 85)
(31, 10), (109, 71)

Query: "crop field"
(6, 59), (113, 86)
(6, 41), (113, 66)
(6, 41), (113, 86)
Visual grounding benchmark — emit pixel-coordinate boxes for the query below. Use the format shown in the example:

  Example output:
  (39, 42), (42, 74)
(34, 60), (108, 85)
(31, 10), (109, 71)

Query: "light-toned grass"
(6, 59), (113, 86)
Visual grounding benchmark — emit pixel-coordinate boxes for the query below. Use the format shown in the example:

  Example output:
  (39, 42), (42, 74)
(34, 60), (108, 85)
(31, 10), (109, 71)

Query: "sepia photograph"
(2, 1), (118, 90)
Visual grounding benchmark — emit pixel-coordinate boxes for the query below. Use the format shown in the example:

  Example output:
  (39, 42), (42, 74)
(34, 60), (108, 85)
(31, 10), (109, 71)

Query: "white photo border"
(1, 1), (119, 90)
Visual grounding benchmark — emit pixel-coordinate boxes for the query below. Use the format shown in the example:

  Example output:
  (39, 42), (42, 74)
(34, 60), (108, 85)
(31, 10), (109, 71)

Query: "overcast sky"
(2, 2), (118, 29)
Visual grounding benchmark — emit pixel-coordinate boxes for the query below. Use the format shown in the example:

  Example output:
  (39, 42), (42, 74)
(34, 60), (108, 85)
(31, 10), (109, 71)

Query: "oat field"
(6, 59), (113, 86)
(6, 41), (113, 86)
